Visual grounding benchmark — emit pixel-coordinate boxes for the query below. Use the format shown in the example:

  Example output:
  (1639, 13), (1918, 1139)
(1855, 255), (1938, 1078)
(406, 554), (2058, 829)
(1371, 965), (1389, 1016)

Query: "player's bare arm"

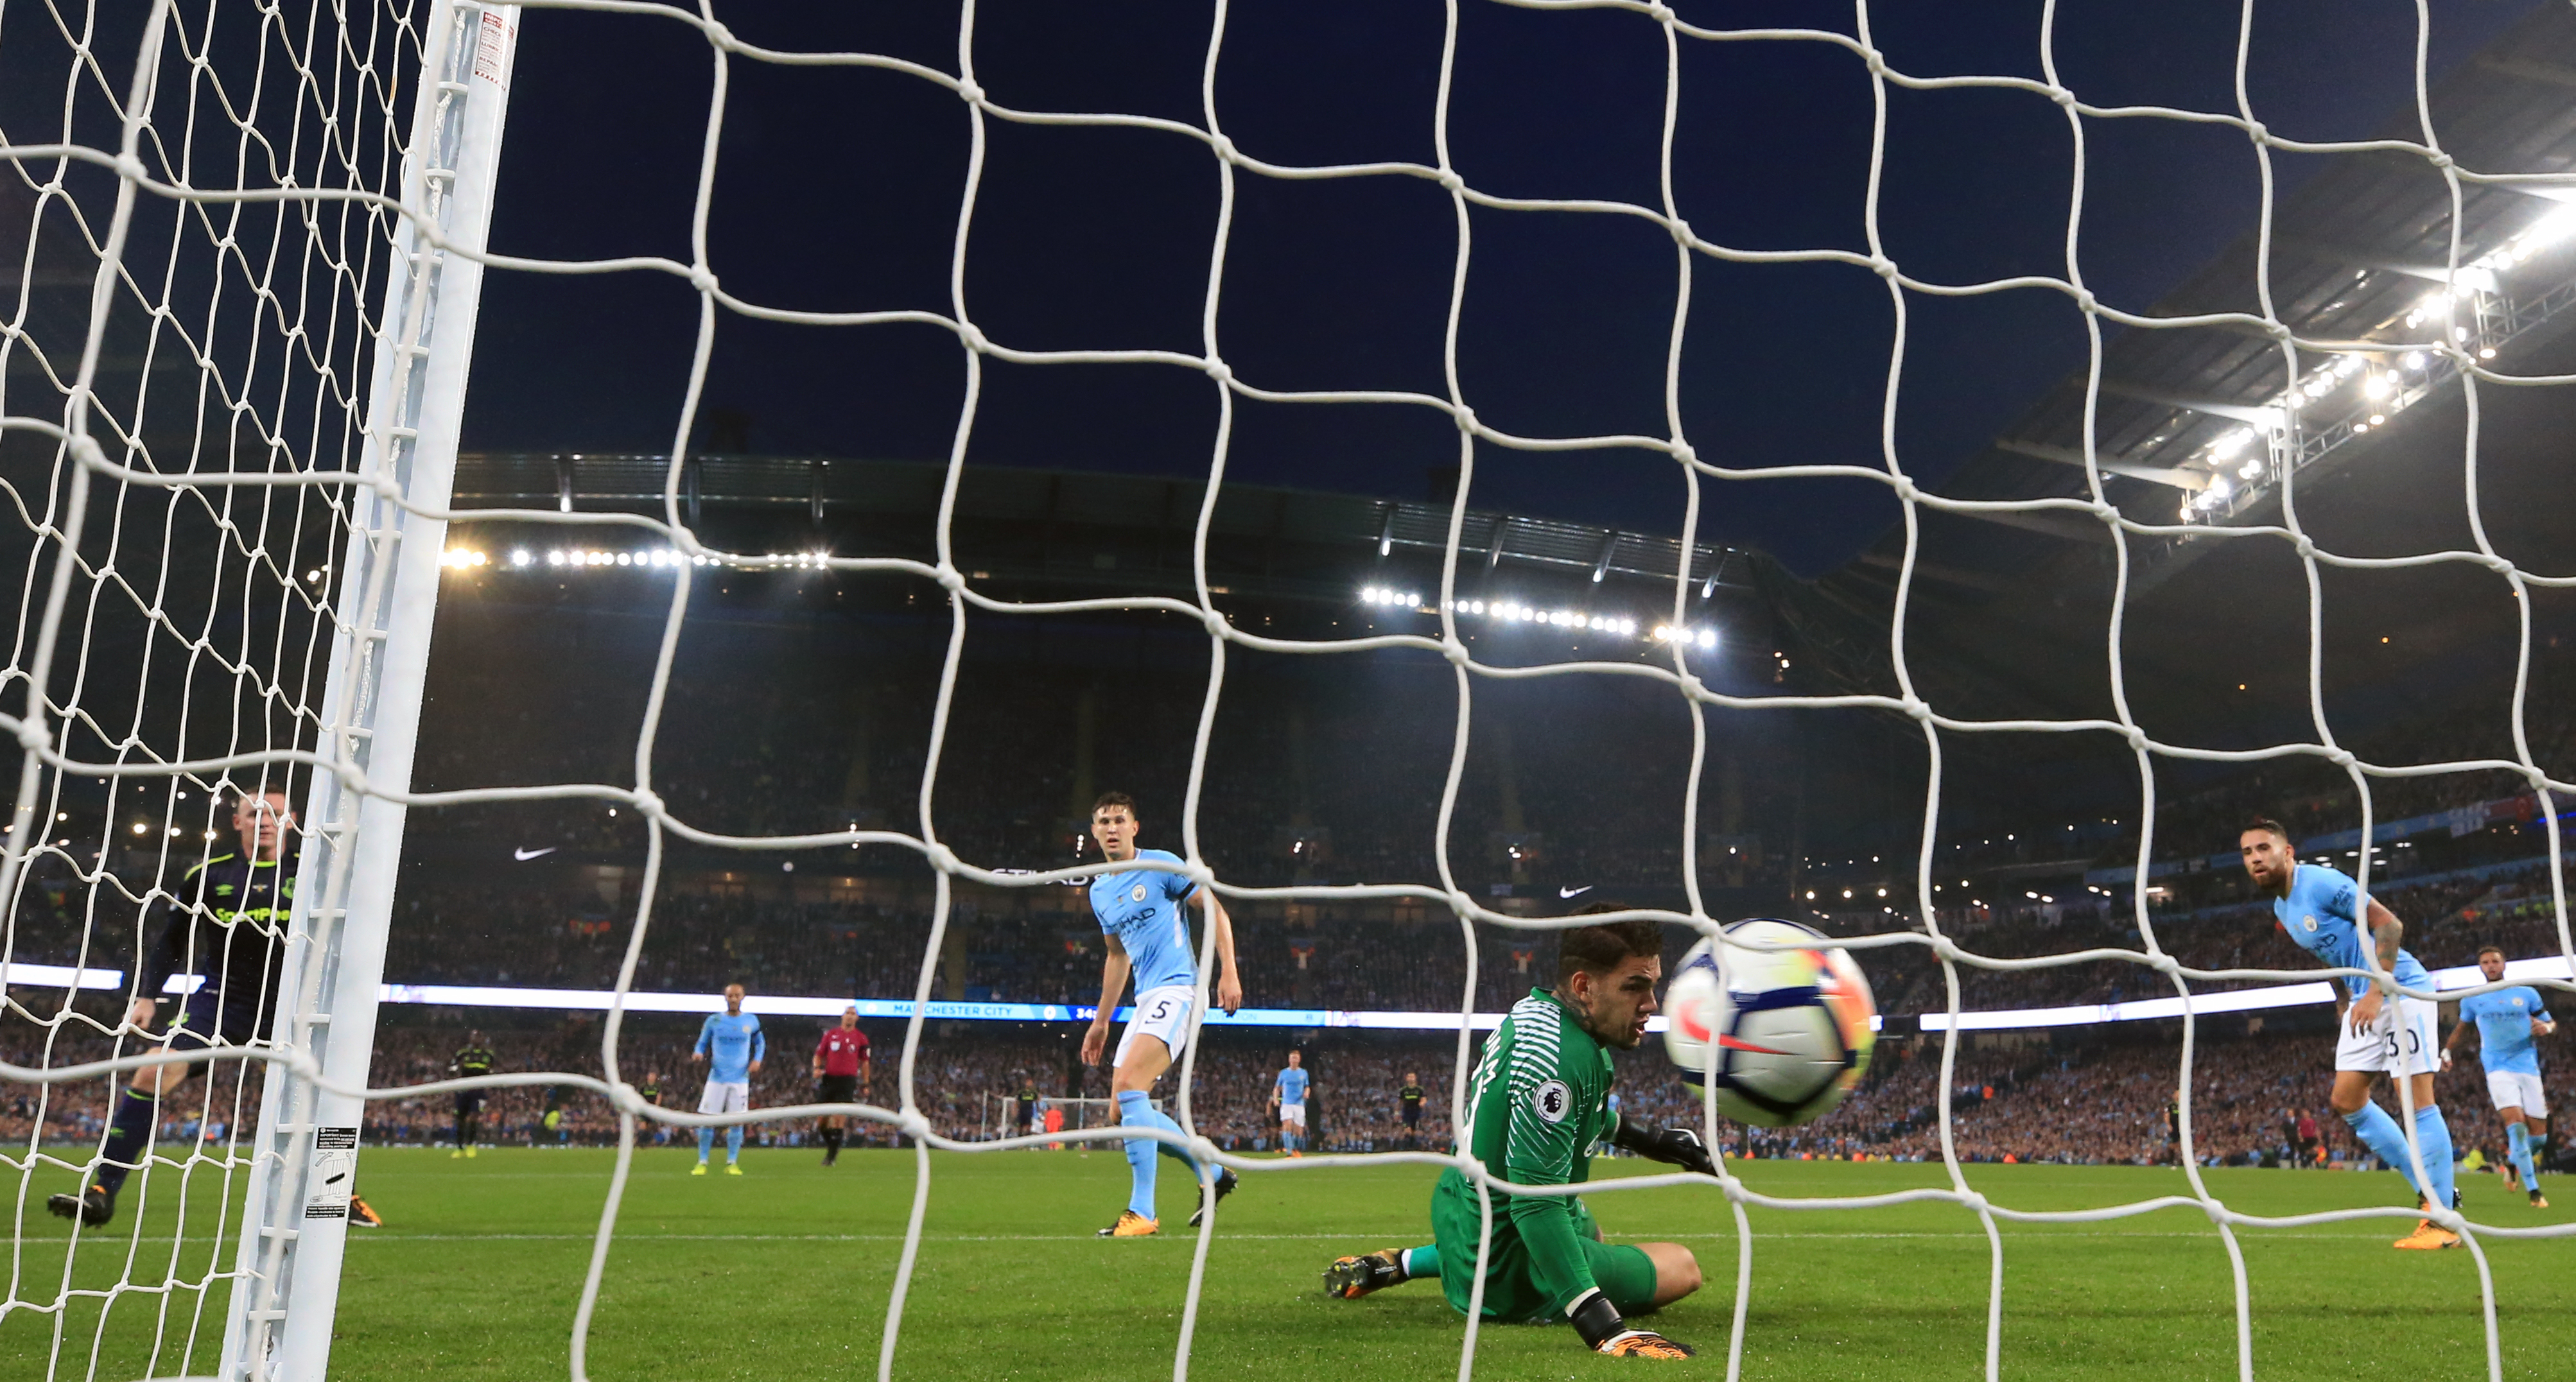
(2346, 899), (2405, 1032)
(1188, 886), (1242, 1014)
(1081, 933), (1133, 1067)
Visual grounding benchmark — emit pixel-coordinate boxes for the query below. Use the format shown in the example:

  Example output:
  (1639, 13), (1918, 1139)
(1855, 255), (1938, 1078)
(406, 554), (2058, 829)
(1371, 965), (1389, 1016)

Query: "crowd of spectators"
(11, 995), (2573, 1189)
(9, 607), (2573, 1204)
(349, 849), (2568, 1029)
(1827, 860), (2561, 1021)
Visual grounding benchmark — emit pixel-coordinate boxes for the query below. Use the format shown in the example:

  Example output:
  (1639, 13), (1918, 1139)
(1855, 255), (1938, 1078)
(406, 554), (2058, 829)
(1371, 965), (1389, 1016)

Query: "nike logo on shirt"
(1558, 885), (1593, 899)
(513, 847), (558, 861)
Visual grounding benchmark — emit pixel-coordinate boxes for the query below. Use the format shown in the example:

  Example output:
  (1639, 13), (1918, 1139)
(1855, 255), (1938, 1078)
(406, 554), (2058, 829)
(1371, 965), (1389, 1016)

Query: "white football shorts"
(2485, 1068), (2548, 1117)
(1279, 1101), (1307, 1128)
(1114, 985), (1196, 1066)
(698, 1080), (751, 1116)
(2333, 994), (2440, 1076)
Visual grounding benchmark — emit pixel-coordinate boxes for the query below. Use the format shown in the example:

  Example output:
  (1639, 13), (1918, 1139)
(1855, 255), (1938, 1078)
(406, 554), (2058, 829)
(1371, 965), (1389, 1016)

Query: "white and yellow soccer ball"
(1662, 917), (1877, 1127)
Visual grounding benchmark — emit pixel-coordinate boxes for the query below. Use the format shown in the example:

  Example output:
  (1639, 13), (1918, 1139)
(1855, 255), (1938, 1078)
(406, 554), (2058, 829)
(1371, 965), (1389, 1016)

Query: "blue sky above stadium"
(460, 0), (2545, 577)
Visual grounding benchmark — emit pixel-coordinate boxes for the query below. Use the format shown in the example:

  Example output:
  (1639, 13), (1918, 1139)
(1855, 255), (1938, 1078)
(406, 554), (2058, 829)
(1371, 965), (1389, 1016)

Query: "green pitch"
(8, 1147), (2573, 1379)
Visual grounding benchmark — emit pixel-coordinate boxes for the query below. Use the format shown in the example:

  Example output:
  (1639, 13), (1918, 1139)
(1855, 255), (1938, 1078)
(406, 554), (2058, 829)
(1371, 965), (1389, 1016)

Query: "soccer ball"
(1661, 918), (1877, 1127)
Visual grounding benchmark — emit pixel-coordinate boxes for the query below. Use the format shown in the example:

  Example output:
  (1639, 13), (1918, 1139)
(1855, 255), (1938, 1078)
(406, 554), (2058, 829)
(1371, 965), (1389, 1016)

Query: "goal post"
(218, 5), (520, 1379)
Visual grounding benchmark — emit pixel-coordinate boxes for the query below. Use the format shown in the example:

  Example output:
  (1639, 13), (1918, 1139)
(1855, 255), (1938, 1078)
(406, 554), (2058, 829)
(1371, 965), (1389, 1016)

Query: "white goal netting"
(2, 2), (2573, 1381)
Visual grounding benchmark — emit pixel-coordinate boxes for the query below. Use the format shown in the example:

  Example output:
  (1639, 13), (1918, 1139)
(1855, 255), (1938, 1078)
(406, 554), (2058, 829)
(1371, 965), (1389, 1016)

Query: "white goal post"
(218, 4), (518, 1379)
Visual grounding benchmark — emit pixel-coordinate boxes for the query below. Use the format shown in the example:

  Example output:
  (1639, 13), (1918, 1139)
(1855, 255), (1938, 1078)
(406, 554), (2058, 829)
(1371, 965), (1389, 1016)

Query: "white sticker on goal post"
(304, 1127), (360, 1220)
(473, 10), (515, 89)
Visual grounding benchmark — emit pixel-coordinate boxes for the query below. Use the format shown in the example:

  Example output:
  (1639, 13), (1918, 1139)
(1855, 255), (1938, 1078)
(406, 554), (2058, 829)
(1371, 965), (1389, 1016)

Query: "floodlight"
(1695, 630), (1716, 649)
(2402, 350), (2426, 370)
(2363, 374), (2391, 399)
(2525, 205), (2576, 248)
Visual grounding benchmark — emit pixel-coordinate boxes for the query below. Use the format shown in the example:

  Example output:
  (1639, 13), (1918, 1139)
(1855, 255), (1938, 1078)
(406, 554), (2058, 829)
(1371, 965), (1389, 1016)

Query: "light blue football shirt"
(1089, 847), (1199, 994)
(2271, 863), (2428, 999)
(696, 1010), (765, 1082)
(1276, 1066), (1309, 1107)
(2460, 985), (2550, 1075)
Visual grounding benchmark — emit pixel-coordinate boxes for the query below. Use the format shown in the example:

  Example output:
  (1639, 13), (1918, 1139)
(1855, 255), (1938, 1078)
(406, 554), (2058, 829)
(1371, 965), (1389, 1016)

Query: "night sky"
(458, 0), (2543, 576)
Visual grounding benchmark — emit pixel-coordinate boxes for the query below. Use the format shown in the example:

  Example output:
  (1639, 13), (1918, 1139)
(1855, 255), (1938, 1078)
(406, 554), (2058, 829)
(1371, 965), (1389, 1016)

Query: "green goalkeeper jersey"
(1431, 987), (1617, 1319)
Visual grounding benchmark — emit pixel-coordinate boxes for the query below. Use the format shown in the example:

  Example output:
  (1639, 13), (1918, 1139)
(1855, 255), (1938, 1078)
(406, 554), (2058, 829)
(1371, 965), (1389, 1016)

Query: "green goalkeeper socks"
(1400, 1245), (1440, 1280)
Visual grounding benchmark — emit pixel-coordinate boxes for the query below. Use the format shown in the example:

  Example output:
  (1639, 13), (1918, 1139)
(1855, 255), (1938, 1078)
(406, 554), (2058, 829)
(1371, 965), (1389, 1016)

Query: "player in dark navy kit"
(52, 788), (297, 1227)
(1399, 1073), (1427, 1150)
(812, 1004), (871, 1165)
(449, 1031), (496, 1158)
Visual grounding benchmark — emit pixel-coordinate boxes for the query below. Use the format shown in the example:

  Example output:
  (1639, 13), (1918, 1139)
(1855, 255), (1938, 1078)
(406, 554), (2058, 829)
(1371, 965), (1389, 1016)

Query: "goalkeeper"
(1322, 911), (1707, 1358)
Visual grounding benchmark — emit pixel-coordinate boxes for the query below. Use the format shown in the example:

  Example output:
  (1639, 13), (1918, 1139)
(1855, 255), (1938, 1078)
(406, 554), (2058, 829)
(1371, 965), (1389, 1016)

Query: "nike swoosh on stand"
(513, 847), (558, 861)
(1558, 885), (1592, 899)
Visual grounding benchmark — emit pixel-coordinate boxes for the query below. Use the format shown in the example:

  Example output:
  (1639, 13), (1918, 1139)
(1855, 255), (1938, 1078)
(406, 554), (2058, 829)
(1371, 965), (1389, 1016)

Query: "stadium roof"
(1784, 2), (2576, 751)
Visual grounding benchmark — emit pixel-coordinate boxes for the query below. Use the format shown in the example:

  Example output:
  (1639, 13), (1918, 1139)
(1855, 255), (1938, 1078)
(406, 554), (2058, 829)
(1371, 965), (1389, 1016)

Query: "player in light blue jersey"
(1270, 1050), (1310, 1155)
(691, 983), (765, 1175)
(2241, 818), (2460, 1249)
(1081, 792), (1243, 1237)
(2445, 945), (2556, 1207)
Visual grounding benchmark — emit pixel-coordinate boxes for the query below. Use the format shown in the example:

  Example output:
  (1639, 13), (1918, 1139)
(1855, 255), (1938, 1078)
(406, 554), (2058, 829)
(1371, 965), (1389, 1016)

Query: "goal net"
(3, 2), (2572, 1381)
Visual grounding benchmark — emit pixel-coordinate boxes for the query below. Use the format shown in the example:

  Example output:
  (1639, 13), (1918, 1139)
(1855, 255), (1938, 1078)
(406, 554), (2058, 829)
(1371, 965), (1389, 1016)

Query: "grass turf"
(6, 1146), (2573, 1379)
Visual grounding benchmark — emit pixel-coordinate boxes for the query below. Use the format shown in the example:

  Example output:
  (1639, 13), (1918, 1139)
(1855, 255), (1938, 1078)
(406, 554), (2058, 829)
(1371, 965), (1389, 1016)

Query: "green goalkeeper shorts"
(1429, 1168), (1660, 1324)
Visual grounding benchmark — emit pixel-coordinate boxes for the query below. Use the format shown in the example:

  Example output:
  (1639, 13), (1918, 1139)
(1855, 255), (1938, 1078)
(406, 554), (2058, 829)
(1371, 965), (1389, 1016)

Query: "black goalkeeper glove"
(1612, 1114), (1718, 1177)
(1567, 1288), (1694, 1358)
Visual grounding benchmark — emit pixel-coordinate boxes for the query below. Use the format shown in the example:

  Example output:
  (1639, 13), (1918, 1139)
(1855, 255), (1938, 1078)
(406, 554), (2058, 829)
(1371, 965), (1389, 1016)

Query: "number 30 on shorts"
(2381, 1025), (2420, 1060)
